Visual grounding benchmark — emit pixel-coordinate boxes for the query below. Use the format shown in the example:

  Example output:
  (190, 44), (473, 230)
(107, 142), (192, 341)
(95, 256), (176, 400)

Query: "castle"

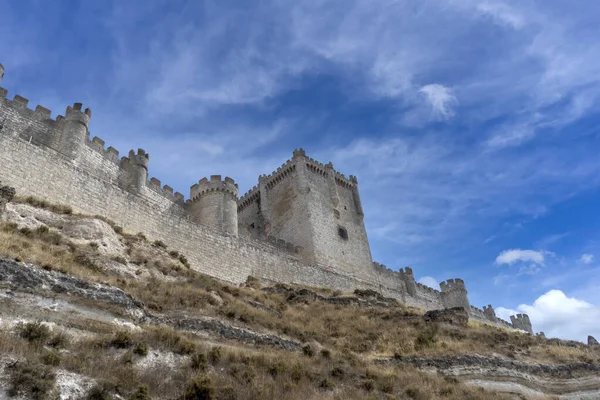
(0, 63), (533, 334)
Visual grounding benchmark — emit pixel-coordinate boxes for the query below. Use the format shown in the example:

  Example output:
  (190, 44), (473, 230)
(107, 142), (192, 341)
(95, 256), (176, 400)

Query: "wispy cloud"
(579, 254), (594, 265)
(496, 249), (547, 266)
(419, 84), (458, 119)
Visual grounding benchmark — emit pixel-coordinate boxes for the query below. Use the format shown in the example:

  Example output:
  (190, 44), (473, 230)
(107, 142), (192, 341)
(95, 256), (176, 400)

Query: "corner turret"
(439, 278), (470, 310)
(120, 149), (149, 194)
(53, 103), (92, 160)
(190, 175), (239, 235)
(510, 313), (533, 334)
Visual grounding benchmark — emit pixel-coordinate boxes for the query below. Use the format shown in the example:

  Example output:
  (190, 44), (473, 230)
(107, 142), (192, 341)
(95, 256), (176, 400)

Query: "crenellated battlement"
(0, 89), (62, 124)
(65, 102), (92, 125)
(237, 185), (260, 212)
(259, 160), (296, 191)
(0, 62), (534, 336)
(190, 175), (239, 201)
(415, 282), (441, 294)
(510, 313), (533, 334)
(440, 278), (466, 292)
(483, 304), (497, 319)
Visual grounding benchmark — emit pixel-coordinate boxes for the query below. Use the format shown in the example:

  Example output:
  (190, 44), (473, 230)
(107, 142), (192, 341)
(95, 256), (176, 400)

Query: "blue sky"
(1, 0), (599, 342)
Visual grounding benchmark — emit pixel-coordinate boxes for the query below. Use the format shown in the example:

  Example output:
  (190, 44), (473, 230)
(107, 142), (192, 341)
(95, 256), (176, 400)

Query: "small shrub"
(136, 232), (147, 241)
(113, 226), (123, 234)
(41, 351), (62, 366)
(302, 344), (315, 357)
(153, 240), (167, 249)
(319, 378), (334, 389)
(362, 379), (375, 392)
(86, 380), (117, 400)
(121, 351), (134, 365)
(179, 254), (190, 268)
(405, 387), (422, 399)
(47, 332), (70, 349)
(133, 343), (149, 357)
(89, 242), (100, 250)
(190, 352), (208, 371)
(74, 252), (101, 272)
(330, 366), (345, 378)
(268, 362), (286, 377)
(112, 255), (128, 265)
(17, 321), (51, 344)
(169, 250), (180, 258)
(321, 348), (331, 358)
(129, 385), (152, 400)
(111, 330), (133, 349)
(414, 325), (438, 350)
(177, 340), (197, 355)
(208, 346), (222, 364)
(245, 276), (261, 289)
(184, 375), (214, 400)
(8, 362), (57, 400)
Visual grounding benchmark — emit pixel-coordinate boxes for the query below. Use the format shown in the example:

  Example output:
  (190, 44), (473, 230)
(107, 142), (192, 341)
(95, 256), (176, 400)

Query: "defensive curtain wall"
(0, 63), (531, 334)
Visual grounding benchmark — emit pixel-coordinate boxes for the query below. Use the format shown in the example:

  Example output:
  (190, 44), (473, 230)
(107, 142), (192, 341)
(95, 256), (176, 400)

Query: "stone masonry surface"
(0, 62), (529, 333)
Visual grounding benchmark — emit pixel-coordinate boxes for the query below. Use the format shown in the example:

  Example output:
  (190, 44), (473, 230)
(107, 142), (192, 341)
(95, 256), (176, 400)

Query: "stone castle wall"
(0, 72), (530, 332)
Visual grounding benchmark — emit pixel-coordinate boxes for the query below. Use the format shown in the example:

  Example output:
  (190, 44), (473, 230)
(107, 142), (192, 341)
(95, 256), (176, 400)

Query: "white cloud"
(495, 249), (546, 266)
(495, 306), (518, 322)
(500, 290), (600, 342)
(419, 84), (458, 119)
(418, 276), (439, 289)
(579, 254), (594, 264)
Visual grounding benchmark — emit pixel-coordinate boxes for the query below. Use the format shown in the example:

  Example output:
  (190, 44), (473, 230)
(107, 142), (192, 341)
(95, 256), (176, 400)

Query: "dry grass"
(0, 200), (598, 399)
(13, 195), (73, 215)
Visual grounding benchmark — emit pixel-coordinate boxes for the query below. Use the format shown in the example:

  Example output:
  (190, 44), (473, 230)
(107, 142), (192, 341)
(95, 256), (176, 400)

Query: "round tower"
(125, 149), (149, 193)
(55, 103), (91, 160)
(189, 175), (239, 235)
(439, 278), (470, 310)
(510, 313), (533, 334)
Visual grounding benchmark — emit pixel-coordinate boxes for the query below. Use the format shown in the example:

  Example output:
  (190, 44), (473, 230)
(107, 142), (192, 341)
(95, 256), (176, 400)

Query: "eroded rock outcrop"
(0, 182), (15, 218)
(262, 285), (397, 308)
(589, 335), (599, 346)
(0, 257), (144, 310)
(423, 307), (469, 327)
(379, 355), (600, 399)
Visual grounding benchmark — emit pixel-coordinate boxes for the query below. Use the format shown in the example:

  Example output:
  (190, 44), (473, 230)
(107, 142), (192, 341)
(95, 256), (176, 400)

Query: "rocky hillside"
(0, 197), (599, 400)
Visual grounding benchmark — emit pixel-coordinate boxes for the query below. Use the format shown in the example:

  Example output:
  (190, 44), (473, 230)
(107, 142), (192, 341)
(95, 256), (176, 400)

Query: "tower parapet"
(190, 175), (239, 235)
(440, 278), (470, 310)
(53, 103), (92, 160)
(510, 313), (533, 334)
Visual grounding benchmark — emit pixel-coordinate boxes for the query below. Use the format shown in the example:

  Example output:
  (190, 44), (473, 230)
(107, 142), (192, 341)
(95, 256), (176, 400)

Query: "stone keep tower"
(189, 176), (239, 236)
(52, 103), (92, 160)
(238, 149), (374, 281)
(510, 314), (533, 334)
(440, 278), (470, 310)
